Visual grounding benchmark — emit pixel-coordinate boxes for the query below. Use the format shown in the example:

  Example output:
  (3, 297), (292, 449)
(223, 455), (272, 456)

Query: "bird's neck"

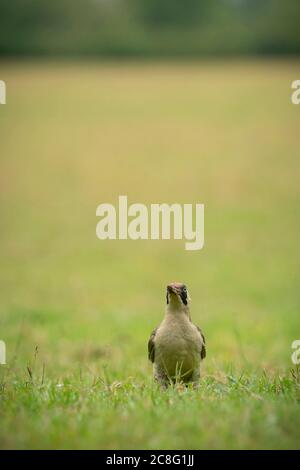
(166, 303), (191, 321)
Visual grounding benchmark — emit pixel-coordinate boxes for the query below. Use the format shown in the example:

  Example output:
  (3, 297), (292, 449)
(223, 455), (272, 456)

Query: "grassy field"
(0, 59), (300, 449)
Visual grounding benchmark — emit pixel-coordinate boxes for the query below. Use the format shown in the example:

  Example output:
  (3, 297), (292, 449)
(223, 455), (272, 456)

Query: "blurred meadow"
(0, 59), (300, 449)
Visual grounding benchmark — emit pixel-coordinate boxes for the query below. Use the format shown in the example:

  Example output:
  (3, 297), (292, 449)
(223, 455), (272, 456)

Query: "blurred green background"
(0, 0), (300, 57)
(0, 0), (300, 451)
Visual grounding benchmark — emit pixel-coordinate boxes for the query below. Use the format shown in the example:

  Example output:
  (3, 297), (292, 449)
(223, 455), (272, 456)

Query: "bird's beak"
(167, 284), (179, 295)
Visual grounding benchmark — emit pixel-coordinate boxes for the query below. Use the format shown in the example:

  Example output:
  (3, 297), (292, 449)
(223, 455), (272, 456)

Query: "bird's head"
(166, 282), (190, 308)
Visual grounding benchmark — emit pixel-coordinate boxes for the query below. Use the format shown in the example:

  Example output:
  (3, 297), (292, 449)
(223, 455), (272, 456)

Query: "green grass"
(0, 59), (300, 449)
(1, 366), (300, 449)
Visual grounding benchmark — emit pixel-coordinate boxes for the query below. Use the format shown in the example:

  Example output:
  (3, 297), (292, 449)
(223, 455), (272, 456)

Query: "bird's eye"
(180, 287), (188, 305)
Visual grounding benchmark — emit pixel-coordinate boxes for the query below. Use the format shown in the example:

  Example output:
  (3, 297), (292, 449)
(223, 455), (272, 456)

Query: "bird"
(148, 282), (206, 387)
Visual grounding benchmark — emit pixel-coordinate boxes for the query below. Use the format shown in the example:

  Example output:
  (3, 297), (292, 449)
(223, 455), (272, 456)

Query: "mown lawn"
(0, 59), (300, 449)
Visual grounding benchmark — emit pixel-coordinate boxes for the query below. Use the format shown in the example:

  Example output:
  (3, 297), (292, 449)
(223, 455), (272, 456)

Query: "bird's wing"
(148, 328), (157, 363)
(196, 325), (206, 360)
